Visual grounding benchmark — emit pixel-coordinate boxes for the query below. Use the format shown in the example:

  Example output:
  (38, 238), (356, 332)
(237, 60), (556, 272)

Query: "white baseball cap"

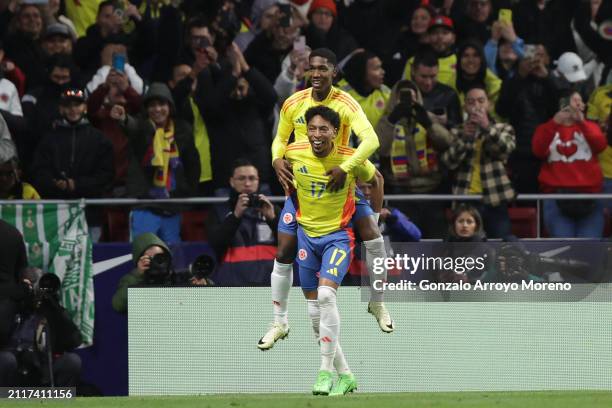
(555, 52), (587, 83)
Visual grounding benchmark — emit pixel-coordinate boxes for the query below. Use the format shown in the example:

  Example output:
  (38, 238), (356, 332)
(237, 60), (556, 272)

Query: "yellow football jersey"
(285, 142), (376, 237)
(272, 87), (379, 173)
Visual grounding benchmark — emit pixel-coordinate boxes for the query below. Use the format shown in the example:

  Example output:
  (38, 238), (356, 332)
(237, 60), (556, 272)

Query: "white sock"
(364, 236), (387, 302)
(307, 299), (351, 375)
(318, 286), (339, 372)
(271, 260), (292, 327)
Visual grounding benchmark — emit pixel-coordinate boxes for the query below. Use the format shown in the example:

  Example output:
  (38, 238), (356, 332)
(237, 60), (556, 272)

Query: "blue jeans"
(543, 199), (604, 238)
(130, 209), (181, 243)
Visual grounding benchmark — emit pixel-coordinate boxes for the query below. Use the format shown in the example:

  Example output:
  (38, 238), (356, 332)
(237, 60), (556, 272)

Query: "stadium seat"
(508, 207), (538, 238)
(445, 207), (538, 238)
(103, 208), (130, 242)
(181, 210), (209, 241)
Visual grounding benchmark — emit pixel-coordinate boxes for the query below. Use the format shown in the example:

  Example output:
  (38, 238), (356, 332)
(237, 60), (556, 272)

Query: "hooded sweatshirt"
(111, 233), (170, 313)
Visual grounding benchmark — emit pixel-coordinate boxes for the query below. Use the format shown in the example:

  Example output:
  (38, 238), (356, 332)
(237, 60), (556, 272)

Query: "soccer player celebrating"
(287, 105), (382, 395)
(258, 48), (392, 351)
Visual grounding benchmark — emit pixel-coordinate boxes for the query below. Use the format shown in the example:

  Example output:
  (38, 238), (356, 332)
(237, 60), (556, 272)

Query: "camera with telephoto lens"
(189, 254), (215, 281)
(247, 193), (263, 208)
(32, 273), (62, 311)
(144, 252), (172, 284)
(399, 88), (413, 108)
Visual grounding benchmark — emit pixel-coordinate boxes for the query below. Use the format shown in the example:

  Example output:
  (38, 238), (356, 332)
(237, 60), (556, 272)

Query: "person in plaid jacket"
(442, 84), (515, 239)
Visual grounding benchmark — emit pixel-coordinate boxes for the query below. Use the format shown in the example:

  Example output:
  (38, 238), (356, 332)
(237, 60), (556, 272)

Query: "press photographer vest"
(211, 205), (276, 286)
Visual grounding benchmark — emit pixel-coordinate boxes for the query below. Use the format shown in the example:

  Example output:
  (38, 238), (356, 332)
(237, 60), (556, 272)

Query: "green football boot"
(329, 373), (358, 396)
(312, 370), (334, 395)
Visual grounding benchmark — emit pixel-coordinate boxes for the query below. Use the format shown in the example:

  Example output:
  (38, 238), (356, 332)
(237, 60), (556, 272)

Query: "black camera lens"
(247, 193), (263, 208)
(151, 253), (170, 265)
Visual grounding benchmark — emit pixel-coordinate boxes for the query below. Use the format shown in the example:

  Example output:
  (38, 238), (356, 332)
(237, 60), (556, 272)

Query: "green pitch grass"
(4, 391), (612, 408)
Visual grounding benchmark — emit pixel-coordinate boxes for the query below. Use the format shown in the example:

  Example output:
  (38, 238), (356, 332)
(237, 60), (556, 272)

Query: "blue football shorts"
(296, 226), (355, 291)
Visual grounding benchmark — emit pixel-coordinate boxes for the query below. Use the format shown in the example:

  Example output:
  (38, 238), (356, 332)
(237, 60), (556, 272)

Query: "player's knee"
(317, 286), (337, 307)
(356, 216), (381, 241)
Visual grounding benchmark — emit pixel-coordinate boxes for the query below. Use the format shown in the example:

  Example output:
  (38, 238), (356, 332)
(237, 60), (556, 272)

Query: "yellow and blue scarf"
(149, 121), (181, 198)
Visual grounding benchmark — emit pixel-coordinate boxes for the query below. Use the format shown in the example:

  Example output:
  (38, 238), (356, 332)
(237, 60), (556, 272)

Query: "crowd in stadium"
(0, 0), (610, 242)
(0, 0), (611, 394)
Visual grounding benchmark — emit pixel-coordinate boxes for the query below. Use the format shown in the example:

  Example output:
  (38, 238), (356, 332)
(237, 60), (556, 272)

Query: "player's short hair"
(230, 158), (258, 176)
(305, 105), (340, 131)
(309, 48), (337, 67)
(412, 49), (439, 69)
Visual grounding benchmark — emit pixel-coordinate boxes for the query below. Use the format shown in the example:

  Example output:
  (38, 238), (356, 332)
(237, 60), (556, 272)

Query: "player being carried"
(287, 105), (383, 395)
(258, 48), (392, 351)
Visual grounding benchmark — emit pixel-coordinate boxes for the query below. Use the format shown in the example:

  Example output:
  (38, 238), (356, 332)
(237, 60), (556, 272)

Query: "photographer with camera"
(442, 85), (516, 239)
(112, 232), (215, 314)
(207, 159), (280, 286)
(112, 232), (170, 314)
(376, 79), (452, 238)
(1, 259), (82, 386)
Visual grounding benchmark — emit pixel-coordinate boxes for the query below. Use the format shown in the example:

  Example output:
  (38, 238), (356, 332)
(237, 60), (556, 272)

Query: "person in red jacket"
(532, 90), (607, 238)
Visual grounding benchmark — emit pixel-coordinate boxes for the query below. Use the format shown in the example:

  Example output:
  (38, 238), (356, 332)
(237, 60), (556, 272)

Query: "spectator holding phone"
(86, 34), (144, 95)
(273, 39), (310, 107)
(235, 0), (280, 51)
(74, 0), (124, 79)
(88, 65), (142, 196)
(497, 43), (561, 194)
(376, 80), (452, 238)
(110, 82), (200, 243)
(442, 85), (515, 239)
(245, 2), (307, 83)
(197, 43), (277, 191)
(484, 16), (525, 80)
(533, 90), (607, 238)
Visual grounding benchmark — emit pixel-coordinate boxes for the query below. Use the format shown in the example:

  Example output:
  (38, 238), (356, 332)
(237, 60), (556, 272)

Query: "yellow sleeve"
(22, 183), (41, 200)
(352, 160), (376, 182)
(271, 100), (295, 163)
(586, 90), (600, 121)
(402, 57), (413, 80)
(485, 69), (502, 106)
(338, 108), (380, 173)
